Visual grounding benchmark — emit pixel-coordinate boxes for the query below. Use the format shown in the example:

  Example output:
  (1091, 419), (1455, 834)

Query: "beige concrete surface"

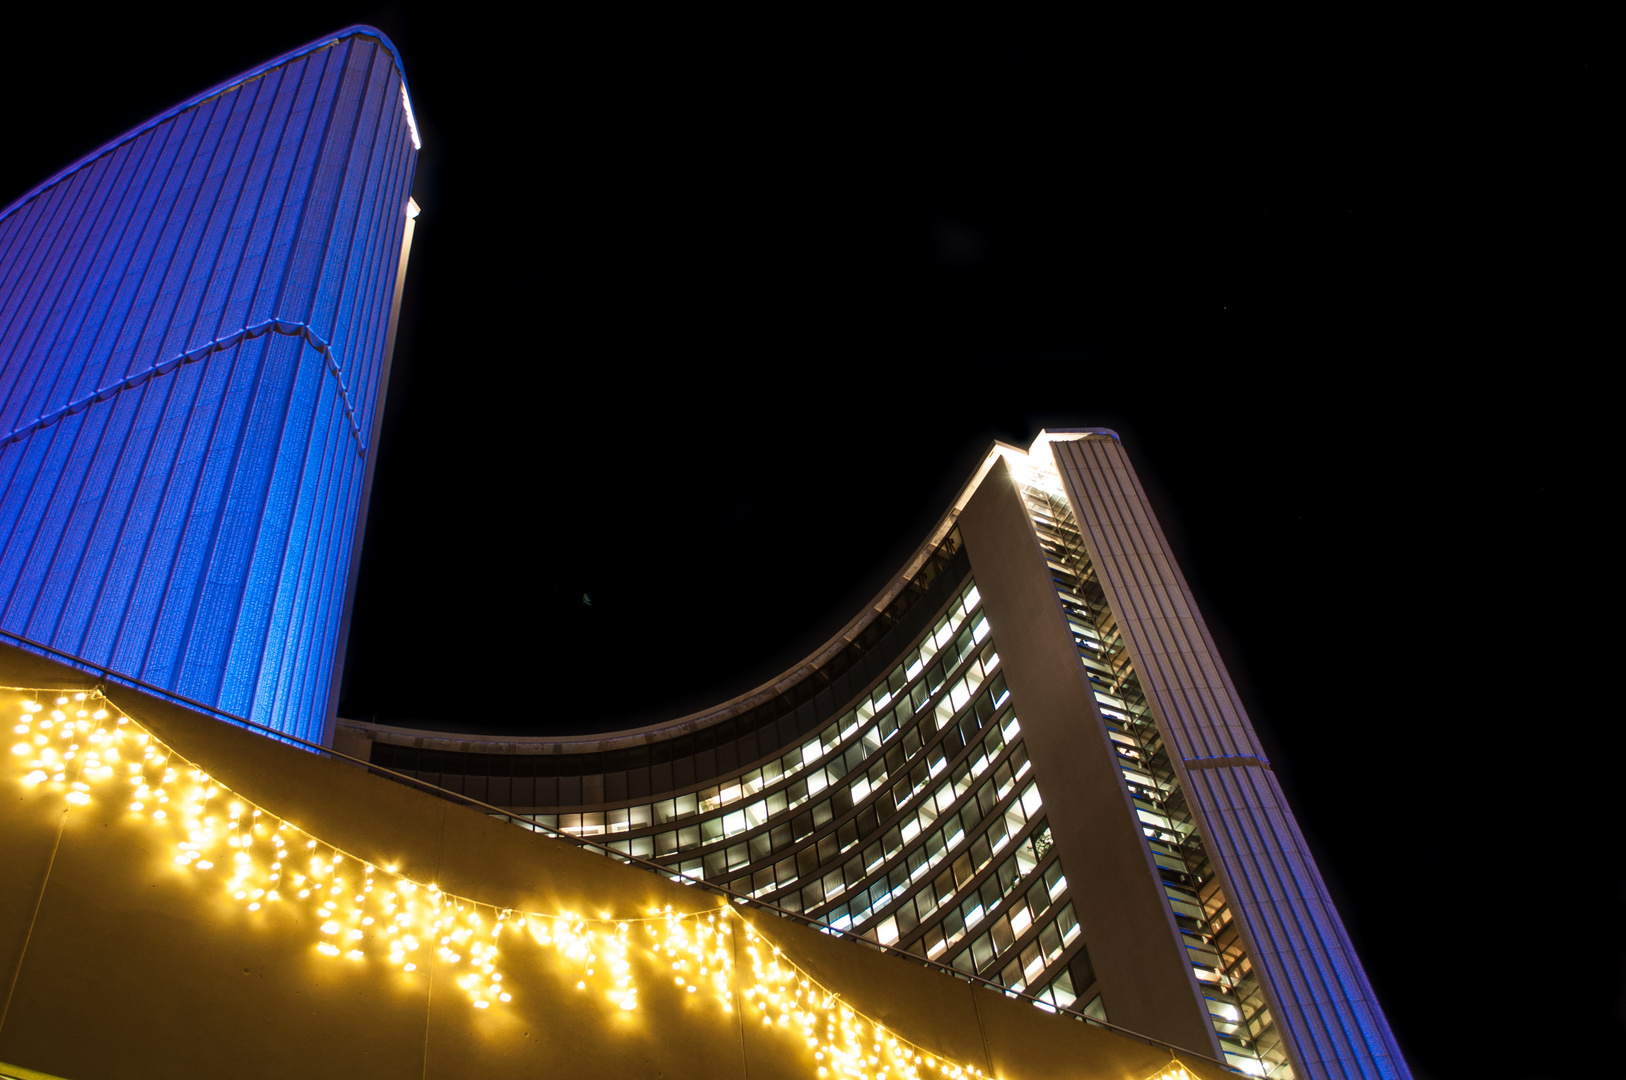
(0, 643), (1234, 1080)
(1051, 436), (1408, 1079)
(956, 458), (1220, 1059)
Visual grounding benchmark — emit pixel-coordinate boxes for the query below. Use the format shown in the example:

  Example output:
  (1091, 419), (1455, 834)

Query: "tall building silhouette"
(346, 431), (1410, 1080)
(0, 27), (420, 746)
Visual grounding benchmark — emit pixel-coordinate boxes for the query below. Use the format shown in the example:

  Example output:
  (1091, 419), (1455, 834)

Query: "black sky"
(1, 9), (1611, 1077)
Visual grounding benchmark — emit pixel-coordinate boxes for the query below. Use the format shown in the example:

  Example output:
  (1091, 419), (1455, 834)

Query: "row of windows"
(809, 724), (1029, 910)
(920, 842), (1065, 964)
(715, 721), (1030, 909)
(529, 582), (988, 845)
(548, 668), (1006, 881)
(512, 575), (1098, 1030)
(532, 631), (1003, 880)
(725, 692), (1080, 1009)
(1039, 963), (1102, 1017)
(742, 604), (1102, 1016)
(874, 781), (1090, 1016)
(961, 900), (1079, 986)
(688, 581), (987, 812)
(804, 748), (1039, 931)
(514, 588), (1000, 889)
(669, 706), (1087, 1015)
(641, 684), (1019, 923)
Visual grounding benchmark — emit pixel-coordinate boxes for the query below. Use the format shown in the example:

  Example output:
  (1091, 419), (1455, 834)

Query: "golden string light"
(736, 919), (992, 1080)
(1142, 1064), (1198, 1080)
(6, 687), (987, 1079)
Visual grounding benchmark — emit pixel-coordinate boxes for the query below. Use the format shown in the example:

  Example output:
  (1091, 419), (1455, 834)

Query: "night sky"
(1, 9), (1610, 1077)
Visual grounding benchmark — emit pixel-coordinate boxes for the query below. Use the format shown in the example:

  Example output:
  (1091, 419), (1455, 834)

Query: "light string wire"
(733, 916), (995, 1080)
(5, 686), (988, 1080)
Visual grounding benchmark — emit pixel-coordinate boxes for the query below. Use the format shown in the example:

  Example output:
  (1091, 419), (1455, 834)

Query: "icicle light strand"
(6, 687), (987, 1079)
(1144, 1065), (1199, 1080)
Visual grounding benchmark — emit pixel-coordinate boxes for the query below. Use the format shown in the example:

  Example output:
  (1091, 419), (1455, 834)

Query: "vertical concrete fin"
(956, 455), (1220, 1057)
(1050, 435), (1411, 1080)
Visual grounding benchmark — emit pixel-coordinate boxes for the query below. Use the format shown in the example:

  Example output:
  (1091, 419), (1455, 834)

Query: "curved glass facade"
(371, 549), (1101, 1014)
(0, 28), (420, 745)
(350, 433), (1413, 1080)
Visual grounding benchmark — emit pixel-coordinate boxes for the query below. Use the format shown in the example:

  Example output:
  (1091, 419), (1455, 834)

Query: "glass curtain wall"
(520, 575), (1101, 1018)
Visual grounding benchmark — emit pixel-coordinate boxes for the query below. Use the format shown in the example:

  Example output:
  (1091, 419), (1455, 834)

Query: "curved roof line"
(0, 25), (412, 227)
(345, 459), (992, 753)
(346, 429), (1113, 754)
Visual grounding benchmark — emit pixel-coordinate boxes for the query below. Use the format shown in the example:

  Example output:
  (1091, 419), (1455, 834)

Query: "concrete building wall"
(1051, 436), (1410, 1080)
(0, 642), (1230, 1080)
(955, 456), (1219, 1057)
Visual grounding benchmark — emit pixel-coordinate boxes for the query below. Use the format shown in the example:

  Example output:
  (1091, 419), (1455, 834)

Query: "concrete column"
(1051, 435), (1410, 1080)
(956, 455), (1220, 1059)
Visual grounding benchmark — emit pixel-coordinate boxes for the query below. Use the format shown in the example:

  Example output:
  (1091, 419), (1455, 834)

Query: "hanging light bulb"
(4, 687), (987, 1078)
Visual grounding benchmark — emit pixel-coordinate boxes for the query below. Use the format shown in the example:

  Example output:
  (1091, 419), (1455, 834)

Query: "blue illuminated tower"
(0, 28), (420, 745)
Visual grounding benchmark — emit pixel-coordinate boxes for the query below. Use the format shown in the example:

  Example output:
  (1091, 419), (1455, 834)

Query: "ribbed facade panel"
(0, 28), (418, 745)
(1051, 436), (1409, 1080)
